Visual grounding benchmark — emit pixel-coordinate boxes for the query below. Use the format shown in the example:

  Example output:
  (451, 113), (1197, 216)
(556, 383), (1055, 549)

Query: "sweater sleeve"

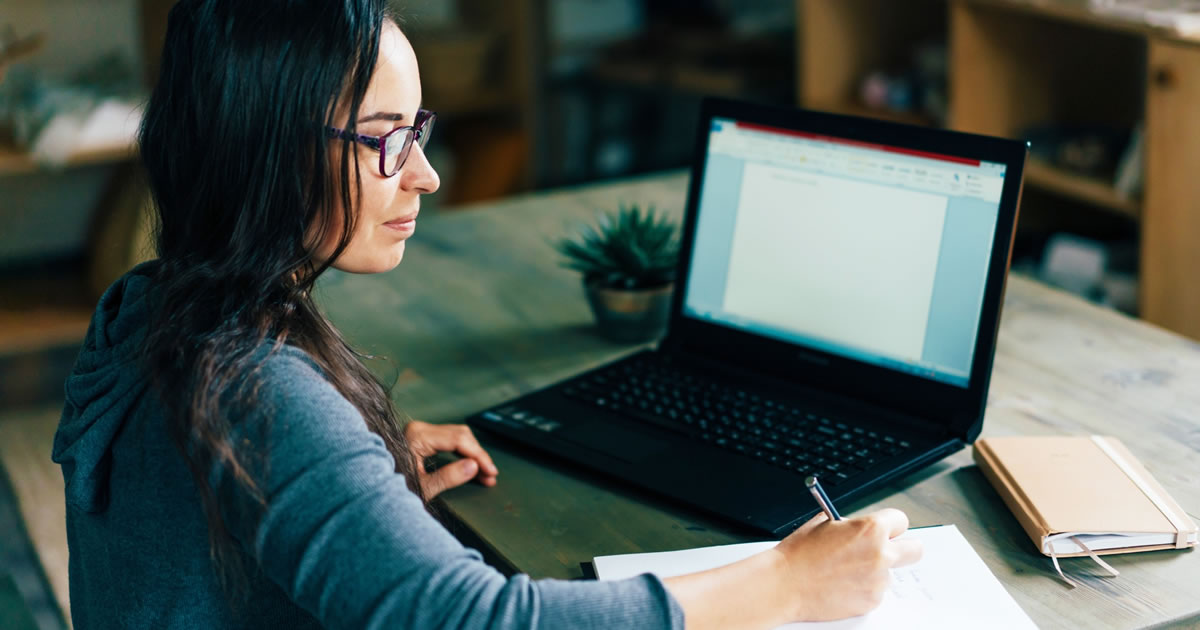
(211, 346), (686, 630)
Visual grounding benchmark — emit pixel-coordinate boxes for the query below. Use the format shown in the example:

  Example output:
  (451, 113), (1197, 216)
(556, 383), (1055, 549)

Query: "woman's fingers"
(868, 508), (911, 540)
(444, 425), (499, 477)
(867, 508), (922, 569)
(795, 511), (830, 535)
(406, 421), (499, 482)
(887, 538), (924, 568)
(422, 458), (480, 498)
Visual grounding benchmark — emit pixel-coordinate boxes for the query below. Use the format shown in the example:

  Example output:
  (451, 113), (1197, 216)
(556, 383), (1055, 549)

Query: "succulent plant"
(555, 203), (680, 290)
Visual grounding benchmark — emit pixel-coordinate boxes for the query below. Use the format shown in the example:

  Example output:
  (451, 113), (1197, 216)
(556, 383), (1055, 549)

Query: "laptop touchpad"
(553, 420), (670, 463)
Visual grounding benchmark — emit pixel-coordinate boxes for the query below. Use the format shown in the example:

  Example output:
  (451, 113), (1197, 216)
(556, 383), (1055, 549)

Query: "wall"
(0, 0), (142, 265)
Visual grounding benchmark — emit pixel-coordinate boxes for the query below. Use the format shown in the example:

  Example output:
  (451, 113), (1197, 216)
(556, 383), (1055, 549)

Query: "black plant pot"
(582, 279), (673, 343)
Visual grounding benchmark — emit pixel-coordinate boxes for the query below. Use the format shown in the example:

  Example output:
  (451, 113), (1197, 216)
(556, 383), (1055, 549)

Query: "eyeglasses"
(326, 109), (436, 178)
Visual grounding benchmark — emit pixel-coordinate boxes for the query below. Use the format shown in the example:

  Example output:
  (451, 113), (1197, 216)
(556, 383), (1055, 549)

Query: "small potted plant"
(554, 203), (680, 343)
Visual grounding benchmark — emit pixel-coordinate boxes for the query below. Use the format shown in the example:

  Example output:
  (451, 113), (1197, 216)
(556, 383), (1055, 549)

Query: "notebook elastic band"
(1091, 436), (1193, 549)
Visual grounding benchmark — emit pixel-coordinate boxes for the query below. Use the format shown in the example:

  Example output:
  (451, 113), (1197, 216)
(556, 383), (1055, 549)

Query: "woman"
(52, 1), (921, 628)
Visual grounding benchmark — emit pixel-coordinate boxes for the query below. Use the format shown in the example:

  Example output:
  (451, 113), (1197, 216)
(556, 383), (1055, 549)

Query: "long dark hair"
(138, 0), (423, 591)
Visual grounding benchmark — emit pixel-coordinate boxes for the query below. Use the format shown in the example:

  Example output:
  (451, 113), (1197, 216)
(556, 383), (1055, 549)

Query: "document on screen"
(721, 162), (948, 362)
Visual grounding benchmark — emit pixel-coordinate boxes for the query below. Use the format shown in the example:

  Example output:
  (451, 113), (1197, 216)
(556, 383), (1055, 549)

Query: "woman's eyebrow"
(357, 111), (406, 123)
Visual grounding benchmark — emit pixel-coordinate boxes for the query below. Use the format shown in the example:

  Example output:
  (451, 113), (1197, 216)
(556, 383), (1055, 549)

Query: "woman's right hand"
(771, 508), (924, 622)
(663, 507), (922, 630)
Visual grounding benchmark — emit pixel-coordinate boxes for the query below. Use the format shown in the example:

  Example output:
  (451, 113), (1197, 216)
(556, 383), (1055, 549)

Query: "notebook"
(594, 525), (1036, 630)
(973, 435), (1198, 557)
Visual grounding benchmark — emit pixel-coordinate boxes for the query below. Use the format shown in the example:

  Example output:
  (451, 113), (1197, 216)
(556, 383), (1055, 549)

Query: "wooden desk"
(317, 172), (1200, 629)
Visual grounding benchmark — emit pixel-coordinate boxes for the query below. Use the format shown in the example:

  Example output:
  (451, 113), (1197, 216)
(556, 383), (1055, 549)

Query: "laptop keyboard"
(557, 354), (912, 486)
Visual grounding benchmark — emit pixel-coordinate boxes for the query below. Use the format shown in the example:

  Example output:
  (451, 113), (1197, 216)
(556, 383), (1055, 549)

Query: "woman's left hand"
(405, 420), (499, 498)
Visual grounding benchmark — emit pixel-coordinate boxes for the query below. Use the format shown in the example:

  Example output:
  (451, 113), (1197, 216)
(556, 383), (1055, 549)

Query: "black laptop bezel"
(662, 97), (1026, 443)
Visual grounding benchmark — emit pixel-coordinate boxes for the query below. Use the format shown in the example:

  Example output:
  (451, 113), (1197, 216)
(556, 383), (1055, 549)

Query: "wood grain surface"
(315, 172), (1200, 629)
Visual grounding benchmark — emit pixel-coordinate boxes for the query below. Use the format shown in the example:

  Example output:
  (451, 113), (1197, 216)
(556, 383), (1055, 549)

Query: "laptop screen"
(683, 117), (1008, 387)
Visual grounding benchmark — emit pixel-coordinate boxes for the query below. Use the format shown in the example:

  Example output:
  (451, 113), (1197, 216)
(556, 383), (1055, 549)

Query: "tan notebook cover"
(974, 435), (1197, 558)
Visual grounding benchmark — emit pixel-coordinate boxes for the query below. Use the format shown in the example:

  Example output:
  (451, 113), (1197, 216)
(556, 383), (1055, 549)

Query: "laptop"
(466, 97), (1027, 537)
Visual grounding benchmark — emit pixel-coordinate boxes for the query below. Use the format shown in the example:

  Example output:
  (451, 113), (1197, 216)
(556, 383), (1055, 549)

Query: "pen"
(805, 475), (842, 521)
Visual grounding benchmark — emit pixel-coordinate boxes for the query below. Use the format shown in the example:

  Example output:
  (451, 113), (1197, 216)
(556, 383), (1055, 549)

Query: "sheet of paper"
(595, 525), (1037, 630)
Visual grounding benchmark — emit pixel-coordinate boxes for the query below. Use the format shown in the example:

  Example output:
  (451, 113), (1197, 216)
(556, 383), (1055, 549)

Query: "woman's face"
(315, 22), (440, 273)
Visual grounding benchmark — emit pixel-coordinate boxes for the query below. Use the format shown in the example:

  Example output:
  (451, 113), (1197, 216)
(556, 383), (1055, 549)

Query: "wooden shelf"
(430, 87), (521, 117)
(791, 0), (1200, 338)
(587, 58), (785, 101)
(0, 265), (96, 357)
(0, 308), (92, 356)
(807, 105), (1139, 219)
(813, 107), (1140, 221)
(1024, 159), (1141, 220)
(811, 100), (935, 127)
(588, 60), (736, 98)
(0, 143), (137, 176)
(963, 0), (1200, 46)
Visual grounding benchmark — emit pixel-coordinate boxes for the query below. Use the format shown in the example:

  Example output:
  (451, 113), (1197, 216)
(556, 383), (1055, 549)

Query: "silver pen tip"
(805, 475), (818, 487)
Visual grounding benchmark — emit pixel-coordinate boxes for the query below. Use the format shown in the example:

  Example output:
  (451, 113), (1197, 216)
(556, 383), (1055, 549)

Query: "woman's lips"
(383, 216), (417, 233)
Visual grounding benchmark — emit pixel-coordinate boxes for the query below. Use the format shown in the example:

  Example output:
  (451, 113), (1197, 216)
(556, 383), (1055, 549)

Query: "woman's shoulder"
(253, 342), (326, 381)
(249, 340), (332, 387)
(235, 342), (363, 427)
(218, 342), (386, 477)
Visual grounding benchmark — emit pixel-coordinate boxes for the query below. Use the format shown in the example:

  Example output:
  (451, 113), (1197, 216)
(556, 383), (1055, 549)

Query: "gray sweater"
(52, 264), (685, 629)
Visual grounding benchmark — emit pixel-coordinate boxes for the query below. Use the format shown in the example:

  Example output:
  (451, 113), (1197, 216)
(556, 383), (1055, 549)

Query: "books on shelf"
(1090, 0), (1200, 36)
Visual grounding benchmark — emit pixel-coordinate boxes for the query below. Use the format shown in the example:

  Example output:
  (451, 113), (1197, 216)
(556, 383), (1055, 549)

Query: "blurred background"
(3, 0), (1200, 627)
